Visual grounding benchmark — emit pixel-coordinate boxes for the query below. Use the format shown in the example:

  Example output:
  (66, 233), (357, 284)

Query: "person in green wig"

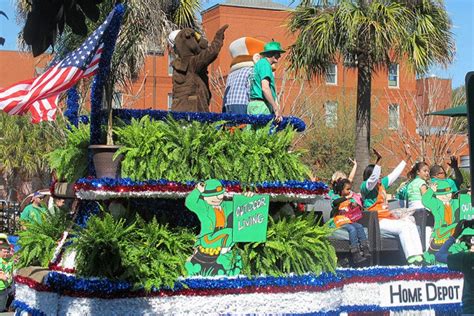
(248, 41), (286, 123)
(422, 179), (459, 263)
(185, 179), (251, 276)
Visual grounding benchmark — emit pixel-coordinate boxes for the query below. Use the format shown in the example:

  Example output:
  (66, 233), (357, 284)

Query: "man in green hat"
(184, 179), (241, 276)
(422, 180), (459, 263)
(248, 41), (286, 122)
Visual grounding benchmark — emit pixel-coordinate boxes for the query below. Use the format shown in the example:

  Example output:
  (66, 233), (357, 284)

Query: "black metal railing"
(0, 200), (21, 235)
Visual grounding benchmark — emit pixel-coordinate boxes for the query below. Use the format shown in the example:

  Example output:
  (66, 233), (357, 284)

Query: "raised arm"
(448, 156), (464, 189)
(386, 160), (407, 187)
(348, 158), (357, 182)
(365, 165), (381, 191)
(365, 149), (382, 191)
(194, 25), (228, 72)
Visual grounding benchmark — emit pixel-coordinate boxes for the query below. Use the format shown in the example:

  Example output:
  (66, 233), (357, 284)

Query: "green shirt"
(406, 177), (427, 203)
(0, 257), (13, 291)
(249, 58), (277, 110)
(447, 252), (474, 313)
(20, 204), (47, 224)
(360, 177), (389, 209)
(328, 190), (340, 201)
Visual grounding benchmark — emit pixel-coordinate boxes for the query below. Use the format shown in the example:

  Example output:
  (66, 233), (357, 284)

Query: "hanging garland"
(111, 109), (306, 132)
(14, 266), (463, 315)
(74, 178), (328, 201)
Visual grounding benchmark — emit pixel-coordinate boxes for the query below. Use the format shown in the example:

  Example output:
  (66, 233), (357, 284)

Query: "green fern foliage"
(17, 209), (72, 268)
(73, 212), (135, 280)
(237, 214), (337, 276)
(47, 124), (90, 182)
(72, 213), (195, 290)
(121, 217), (195, 291)
(114, 116), (310, 183)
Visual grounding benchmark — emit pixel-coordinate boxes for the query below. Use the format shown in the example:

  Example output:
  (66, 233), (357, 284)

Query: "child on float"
(330, 178), (370, 264)
(430, 156), (463, 192)
(328, 158), (357, 201)
(406, 161), (430, 209)
(0, 234), (13, 312)
(360, 149), (424, 265)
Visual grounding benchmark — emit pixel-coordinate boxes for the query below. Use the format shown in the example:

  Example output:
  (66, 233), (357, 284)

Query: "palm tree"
(0, 10), (8, 46)
(288, 0), (454, 185)
(16, 0), (201, 144)
(0, 113), (66, 200)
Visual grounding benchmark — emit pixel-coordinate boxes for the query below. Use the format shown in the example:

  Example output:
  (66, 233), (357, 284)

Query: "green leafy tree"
(288, 0), (454, 185)
(0, 113), (66, 200)
(16, 0), (201, 144)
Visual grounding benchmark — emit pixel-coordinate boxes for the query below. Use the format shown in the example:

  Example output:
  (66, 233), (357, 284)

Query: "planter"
(53, 182), (76, 198)
(89, 145), (123, 179)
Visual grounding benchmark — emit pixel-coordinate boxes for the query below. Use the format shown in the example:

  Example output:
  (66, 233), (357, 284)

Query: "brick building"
(0, 0), (467, 170)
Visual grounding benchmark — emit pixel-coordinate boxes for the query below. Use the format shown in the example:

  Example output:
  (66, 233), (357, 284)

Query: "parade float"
(12, 4), (465, 315)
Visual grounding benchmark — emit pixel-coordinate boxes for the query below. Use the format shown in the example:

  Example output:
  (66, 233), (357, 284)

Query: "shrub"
(47, 124), (90, 182)
(17, 209), (72, 268)
(121, 217), (195, 290)
(72, 213), (195, 290)
(114, 116), (310, 183)
(237, 214), (337, 276)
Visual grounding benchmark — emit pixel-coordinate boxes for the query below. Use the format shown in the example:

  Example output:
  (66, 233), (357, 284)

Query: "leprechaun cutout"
(422, 180), (460, 263)
(185, 179), (257, 276)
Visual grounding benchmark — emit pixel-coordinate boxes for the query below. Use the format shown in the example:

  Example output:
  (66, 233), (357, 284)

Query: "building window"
(388, 104), (399, 130)
(168, 53), (175, 76)
(324, 101), (338, 128)
(167, 93), (173, 110)
(388, 63), (399, 87)
(325, 64), (337, 85)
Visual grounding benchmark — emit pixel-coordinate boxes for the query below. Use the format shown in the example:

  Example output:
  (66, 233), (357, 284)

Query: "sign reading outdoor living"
(233, 194), (269, 242)
(380, 280), (463, 307)
(184, 179), (269, 277)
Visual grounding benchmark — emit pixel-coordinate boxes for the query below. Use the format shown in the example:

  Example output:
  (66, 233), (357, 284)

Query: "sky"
(0, 0), (473, 88)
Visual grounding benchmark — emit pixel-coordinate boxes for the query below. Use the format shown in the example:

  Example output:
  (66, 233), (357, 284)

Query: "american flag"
(0, 8), (117, 123)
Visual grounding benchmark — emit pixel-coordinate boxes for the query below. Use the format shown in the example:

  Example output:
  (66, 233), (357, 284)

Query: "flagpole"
(88, 4), (125, 177)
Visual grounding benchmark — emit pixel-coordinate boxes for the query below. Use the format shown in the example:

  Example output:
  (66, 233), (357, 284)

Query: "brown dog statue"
(171, 25), (228, 112)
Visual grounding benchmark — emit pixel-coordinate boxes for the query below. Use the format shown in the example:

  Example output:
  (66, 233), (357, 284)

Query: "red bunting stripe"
(14, 271), (462, 300)
(74, 182), (327, 197)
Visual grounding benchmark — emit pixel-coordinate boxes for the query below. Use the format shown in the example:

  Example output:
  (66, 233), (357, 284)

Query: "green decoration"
(422, 183), (474, 263)
(233, 194), (269, 242)
(114, 116), (310, 183)
(184, 179), (268, 276)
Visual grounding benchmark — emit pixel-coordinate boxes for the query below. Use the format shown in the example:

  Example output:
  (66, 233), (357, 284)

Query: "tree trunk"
(105, 82), (114, 146)
(353, 54), (372, 187)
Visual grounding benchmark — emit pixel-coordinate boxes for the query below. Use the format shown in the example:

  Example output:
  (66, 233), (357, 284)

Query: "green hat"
(261, 41), (286, 55)
(434, 180), (453, 195)
(201, 179), (226, 197)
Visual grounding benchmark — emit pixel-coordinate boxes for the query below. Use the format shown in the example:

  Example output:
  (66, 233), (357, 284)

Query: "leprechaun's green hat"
(434, 179), (454, 195)
(201, 179), (226, 197)
(260, 41), (286, 55)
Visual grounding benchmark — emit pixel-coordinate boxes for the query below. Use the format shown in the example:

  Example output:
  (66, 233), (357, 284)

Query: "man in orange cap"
(223, 37), (265, 114)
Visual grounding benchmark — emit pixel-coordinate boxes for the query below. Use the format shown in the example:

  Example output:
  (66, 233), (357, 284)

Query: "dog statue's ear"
(183, 29), (194, 39)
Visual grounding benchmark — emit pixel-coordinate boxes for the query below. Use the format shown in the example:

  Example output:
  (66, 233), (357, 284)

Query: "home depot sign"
(380, 279), (463, 307)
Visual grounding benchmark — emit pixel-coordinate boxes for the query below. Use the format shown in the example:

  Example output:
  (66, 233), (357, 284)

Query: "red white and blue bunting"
(74, 178), (328, 202)
(14, 266), (463, 315)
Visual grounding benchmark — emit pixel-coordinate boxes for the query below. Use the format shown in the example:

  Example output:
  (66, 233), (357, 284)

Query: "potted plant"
(88, 81), (124, 178)
(86, 0), (198, 178)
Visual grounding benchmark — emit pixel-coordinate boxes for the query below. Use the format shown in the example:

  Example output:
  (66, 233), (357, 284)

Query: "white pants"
(379, 218), (423, 259)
